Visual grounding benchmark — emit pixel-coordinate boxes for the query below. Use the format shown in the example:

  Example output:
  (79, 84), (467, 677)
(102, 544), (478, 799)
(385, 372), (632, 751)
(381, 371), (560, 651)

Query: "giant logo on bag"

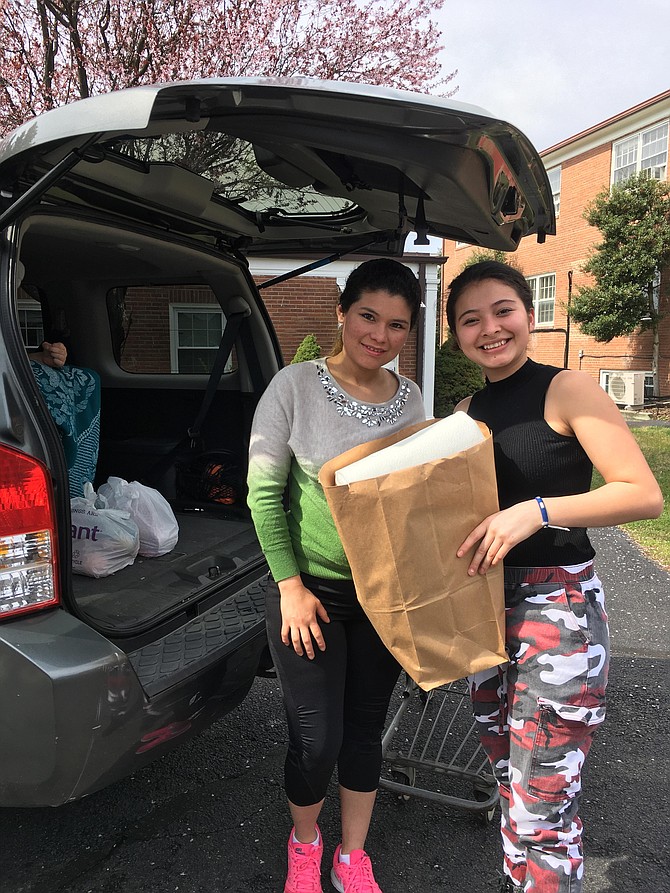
(71, 522), (101, 540)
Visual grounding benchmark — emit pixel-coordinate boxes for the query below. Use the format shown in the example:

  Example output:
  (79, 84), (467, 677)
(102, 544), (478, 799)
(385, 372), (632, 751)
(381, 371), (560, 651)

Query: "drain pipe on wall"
(564, 270), (573, 368)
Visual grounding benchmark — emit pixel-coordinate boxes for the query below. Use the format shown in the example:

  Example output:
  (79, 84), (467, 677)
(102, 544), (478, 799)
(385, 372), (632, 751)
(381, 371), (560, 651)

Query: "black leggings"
(266, 573), (401, 807)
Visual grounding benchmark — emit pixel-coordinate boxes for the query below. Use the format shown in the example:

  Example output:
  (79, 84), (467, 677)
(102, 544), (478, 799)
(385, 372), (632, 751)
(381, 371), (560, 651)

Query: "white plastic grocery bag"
(71, 483), (140, 577)
(97, 477), (179, 557)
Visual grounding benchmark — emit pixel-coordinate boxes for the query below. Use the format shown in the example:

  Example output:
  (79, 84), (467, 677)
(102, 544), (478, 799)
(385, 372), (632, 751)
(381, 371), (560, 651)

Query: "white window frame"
(526, 273), (555, 327)
(169, 304), (226, 374)
(611, 120), (669, 184)
(546, 166), (561, 217)
(17, 297), (44, 351)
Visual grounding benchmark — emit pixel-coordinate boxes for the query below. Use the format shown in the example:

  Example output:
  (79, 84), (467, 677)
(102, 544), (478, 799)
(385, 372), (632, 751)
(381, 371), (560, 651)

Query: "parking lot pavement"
(0, 526), (668, 893)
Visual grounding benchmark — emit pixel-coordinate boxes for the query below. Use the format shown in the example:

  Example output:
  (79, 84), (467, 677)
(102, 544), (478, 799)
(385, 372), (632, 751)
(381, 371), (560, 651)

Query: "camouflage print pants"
(468, 563), (609, 893)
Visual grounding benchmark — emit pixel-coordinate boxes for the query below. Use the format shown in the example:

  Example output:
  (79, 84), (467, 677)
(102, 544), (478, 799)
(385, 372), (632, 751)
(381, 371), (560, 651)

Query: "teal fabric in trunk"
(30, 362), (101, 498)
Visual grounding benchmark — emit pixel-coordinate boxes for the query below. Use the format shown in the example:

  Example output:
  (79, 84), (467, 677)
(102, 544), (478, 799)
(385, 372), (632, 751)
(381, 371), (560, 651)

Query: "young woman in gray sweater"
(247, 259), (425, 893)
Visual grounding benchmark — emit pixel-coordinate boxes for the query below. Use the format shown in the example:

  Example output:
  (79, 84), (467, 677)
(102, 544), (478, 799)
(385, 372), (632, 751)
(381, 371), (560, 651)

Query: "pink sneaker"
(330, 845), (382, 893)
(284, 826), (324, 893)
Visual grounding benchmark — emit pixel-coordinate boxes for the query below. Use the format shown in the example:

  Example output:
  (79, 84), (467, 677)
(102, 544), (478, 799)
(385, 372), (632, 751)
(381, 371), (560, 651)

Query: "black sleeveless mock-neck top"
(467, 359), (595, 567)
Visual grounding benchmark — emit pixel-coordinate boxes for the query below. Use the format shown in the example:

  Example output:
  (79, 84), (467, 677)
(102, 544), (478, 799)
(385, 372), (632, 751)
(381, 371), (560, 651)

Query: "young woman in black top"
(446, 261), (662, 893)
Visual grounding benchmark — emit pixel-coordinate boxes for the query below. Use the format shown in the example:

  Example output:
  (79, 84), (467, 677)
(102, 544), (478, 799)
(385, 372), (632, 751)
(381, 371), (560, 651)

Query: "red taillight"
(0, 445), (60, 618)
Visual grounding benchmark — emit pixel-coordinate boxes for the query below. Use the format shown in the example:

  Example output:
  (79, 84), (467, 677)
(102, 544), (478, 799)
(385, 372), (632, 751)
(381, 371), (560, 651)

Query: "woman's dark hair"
(446, 260), (533, 334)
(339, 258), (422, 328)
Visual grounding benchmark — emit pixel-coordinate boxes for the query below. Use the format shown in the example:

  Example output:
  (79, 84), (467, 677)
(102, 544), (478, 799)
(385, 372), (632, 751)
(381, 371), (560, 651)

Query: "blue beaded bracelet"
(535, 496), (570, 531)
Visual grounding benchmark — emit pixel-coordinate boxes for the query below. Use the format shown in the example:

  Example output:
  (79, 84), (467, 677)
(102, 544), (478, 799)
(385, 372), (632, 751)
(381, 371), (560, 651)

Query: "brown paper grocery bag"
(319, 419), (506, 691)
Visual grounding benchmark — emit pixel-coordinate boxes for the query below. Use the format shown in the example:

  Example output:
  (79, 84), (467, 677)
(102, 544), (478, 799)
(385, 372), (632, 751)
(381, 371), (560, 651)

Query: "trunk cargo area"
(73, 508), (263, 628)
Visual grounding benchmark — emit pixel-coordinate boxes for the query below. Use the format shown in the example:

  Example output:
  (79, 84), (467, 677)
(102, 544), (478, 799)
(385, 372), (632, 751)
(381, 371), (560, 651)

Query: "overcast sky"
(434, 0), (670, 152)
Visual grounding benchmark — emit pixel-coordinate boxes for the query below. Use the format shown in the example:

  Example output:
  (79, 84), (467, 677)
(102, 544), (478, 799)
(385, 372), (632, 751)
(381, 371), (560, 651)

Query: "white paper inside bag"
(334, 412), (485, 485)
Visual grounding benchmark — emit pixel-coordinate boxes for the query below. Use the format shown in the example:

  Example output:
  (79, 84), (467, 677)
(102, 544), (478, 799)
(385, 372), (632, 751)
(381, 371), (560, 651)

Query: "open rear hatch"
(0, 78), (555, 255)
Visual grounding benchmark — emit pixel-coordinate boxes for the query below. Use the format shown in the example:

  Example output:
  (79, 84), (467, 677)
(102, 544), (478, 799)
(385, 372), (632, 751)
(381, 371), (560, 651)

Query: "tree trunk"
(650, 276), (661, 398)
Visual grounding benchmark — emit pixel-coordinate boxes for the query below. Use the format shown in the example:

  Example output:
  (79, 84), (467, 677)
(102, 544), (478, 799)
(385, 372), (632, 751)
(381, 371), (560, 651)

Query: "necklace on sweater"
(316, 362), (411, 427)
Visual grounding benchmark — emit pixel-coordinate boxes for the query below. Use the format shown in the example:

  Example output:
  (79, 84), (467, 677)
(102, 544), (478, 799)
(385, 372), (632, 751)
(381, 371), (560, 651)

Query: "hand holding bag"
(319, 417), (506, 690)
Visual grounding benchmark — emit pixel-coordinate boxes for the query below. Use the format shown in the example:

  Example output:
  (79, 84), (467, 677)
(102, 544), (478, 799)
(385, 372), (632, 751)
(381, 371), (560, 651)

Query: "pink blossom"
(0, 0), (455, 135)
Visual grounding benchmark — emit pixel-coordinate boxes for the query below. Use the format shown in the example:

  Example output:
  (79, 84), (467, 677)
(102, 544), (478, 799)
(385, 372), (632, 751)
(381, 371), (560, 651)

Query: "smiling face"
(452, 278), (534, 381)
(338, 289), (413, 371)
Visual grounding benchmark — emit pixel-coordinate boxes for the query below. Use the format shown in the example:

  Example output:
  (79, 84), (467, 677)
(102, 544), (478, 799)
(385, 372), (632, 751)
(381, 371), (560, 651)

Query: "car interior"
(17, 208), (277, 640)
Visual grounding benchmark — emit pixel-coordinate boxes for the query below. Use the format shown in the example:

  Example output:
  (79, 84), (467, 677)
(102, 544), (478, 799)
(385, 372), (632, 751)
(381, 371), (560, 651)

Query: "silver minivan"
(0, 77), (554, 806)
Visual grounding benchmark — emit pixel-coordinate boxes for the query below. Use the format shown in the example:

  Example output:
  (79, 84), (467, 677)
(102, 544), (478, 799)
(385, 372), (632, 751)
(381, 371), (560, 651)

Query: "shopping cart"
(380, 674), (498, 824)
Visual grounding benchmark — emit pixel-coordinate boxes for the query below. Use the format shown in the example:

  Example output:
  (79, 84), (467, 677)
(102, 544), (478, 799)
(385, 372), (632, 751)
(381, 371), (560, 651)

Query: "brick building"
(440, 90), (670, 406)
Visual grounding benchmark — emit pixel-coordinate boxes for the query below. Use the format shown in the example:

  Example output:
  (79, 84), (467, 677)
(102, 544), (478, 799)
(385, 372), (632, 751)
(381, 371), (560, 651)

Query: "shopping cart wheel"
(473, 785), (497, 825)
(392, 767), (416, 800)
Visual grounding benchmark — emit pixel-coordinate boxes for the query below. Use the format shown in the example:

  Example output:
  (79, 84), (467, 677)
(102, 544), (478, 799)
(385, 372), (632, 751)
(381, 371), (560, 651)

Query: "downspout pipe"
(564, 270), (573, 368)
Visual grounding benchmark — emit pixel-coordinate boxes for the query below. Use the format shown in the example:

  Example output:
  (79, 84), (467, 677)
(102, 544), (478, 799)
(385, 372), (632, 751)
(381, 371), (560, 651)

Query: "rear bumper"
(0, 583), (267, 807)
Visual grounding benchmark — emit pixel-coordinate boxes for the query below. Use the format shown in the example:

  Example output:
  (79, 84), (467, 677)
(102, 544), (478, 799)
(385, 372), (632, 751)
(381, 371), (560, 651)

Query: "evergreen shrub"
(291, 334), (322, 364)
(433, 334), (484, 417)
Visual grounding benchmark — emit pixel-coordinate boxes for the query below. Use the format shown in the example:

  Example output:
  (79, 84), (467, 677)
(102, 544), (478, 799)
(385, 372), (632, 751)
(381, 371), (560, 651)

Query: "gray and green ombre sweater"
(247, 359), (425, 582)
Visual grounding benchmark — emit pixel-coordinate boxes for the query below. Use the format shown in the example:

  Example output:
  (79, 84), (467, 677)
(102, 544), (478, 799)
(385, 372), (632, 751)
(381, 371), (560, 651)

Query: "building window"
(18, 298), (44, 351)
(644, 373), (655, 400)
(547, 166), (561, 217)
(527, 273), (555, 326)
(612, 121), (669, 183)
(170, 305), (226, 373)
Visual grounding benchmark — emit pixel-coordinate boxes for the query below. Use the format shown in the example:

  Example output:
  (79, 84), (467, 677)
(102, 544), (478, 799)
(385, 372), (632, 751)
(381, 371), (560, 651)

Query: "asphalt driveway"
(0, 525), (668, 893)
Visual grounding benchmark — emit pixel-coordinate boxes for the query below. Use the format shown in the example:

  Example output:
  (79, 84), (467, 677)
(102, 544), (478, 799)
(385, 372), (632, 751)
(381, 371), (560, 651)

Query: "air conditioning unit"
(606, 371), (646, 406)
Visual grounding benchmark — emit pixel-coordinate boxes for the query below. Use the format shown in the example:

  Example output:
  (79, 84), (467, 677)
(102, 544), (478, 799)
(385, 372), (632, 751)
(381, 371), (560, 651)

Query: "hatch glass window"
(107, 284), (237, 374)
(102, 132), (357, 217)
